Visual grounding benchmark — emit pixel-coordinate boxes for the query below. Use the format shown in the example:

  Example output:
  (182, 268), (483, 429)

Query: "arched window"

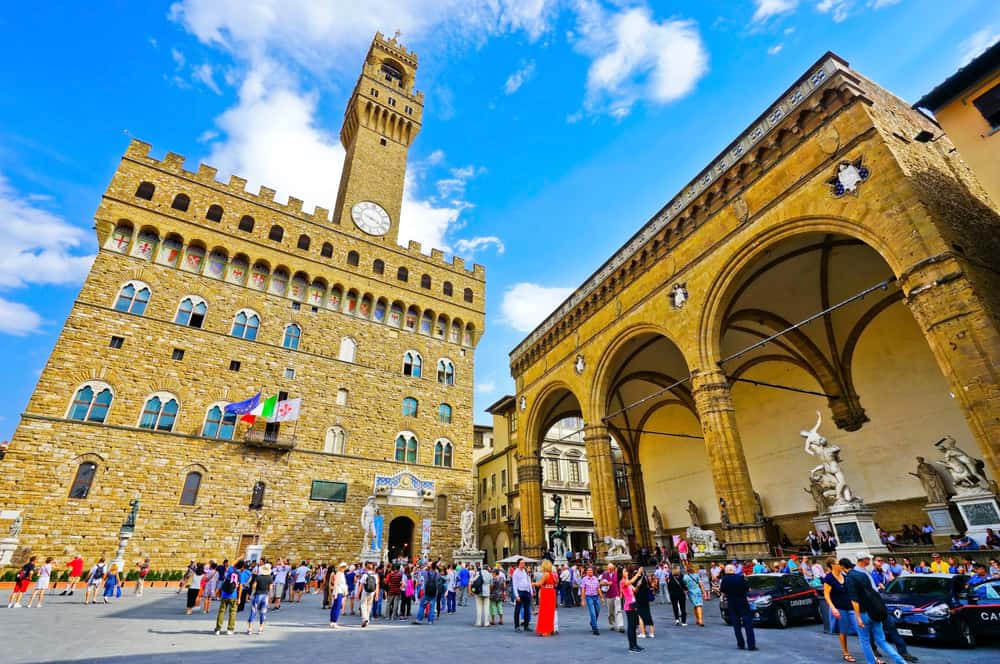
(297, 234), (311, 250)
(403, 351), (422, 377)
(179, 471), (202, 505)
(336, 388), (349, 406)
(420, 274), (431, 289)
(202, 404), (236, 440)
(107, 221), (133, 253)
(325, 426), (347, 454)
(373, 259), (385, 275)
(443, 281), (453, 297)
(68, 382), (113, 423)
(69, 461), (97, 499)
(434, 440), (453, 467)
(347, 250), (360, 267)
(268, 224), (284, 242)
(206, 204), (223, 222)
(283, 323), (301, 350)
(339, 336), (357, 362)
(114, 281), (151, 315)
(437, 359), (455, 385)
(402, 397), (418, 417)
(238, 215), (255, 232)
(138, 393), (179, 432)
(397, 266), (408, 282)
(135, 182), (155, 200)
(438, 403), (452, 424)
(394, 432), (418, 463)
(175, 296), (207, 328)
(231, 309), (260, 340)
(464, 288), (474, 303)
(321, 242), (333, 258)
(171, 193), (190, 211)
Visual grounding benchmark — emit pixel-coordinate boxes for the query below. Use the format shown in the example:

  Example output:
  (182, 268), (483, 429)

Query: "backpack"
(15, 568), (26, 583)
(424, 571), (438, 597)
(91, 565), (105, 581)
(405, 577), (415, 598)
(851, 571), (887, 622)
(364, 573), (377, 593)
(471, 572), (483, 595)
(220, 570), (238, 595)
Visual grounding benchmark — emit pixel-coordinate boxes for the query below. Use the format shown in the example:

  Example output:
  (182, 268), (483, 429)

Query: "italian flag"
(240, 395), (277, 424)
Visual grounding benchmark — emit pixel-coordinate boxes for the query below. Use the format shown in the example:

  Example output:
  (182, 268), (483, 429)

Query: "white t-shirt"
(295, 565), (310, 583)
(273, 565), (290, 584)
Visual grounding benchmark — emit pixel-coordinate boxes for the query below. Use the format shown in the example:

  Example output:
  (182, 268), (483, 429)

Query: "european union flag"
(224, 392), (261, 415)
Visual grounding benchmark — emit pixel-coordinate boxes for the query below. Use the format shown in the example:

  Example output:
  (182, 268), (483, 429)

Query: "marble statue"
(934, 436), (991, 494)
(686, 525), (722, 554)
(361, 496), (378, 552)
(459, 503), (476, 550)
(805, 473), (830, 514)
(910, 456), (950, 504)
(719, 498), (731, 528)
(551, 528), (567, 560)
(8, 513), (22, 538)
(651, 505), (664, 535)
(670, 283), (689, 310)
(801, 411), (857, 507)
(687, 499), (701, 528)
(753, 491), (766, 522)
(604, 535), (630, 558)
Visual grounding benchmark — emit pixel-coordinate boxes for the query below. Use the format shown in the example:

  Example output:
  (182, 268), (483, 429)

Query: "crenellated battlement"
(121, 139), (484, 279)
(373, 31), (418, 66)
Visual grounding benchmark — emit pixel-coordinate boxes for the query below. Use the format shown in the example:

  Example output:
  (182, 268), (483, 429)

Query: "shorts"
(36, 578), (50, 590)
(490, 600), (504, 616)
(14, 579), (30, 593)
(271, 582), (285, 598)
(635, 602), (653, 626)
(294, 582), (306, 592)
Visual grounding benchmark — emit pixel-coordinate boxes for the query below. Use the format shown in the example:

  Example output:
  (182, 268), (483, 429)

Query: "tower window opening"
(381, 62), (403, 85)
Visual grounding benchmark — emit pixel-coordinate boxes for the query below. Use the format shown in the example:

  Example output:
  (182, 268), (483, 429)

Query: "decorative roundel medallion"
(351, 200), (391, 236)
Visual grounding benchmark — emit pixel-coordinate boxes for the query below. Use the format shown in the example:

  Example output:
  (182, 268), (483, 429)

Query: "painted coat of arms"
(826, 156), (871, 197)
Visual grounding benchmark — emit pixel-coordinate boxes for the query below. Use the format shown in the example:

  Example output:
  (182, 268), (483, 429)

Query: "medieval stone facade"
(0, 33), (485, 569)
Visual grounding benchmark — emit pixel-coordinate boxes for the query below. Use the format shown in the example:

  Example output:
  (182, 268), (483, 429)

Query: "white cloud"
(817, 0), (852, 22)
(868, 0), (900, 7)
(171, 47), (186, 69)
(571, 1), (708, 118)
(500, 282), (574, 332)
(0, 298), (42, 336)
(454, 236), (505, 257)
(958, 27), (1000, 66)
(752, 0), (798, 23)
(504, 60), (536, 95)
(192, 63), (222, 94)
(476, 380), (496, 394)
(767, 43), (784, 55)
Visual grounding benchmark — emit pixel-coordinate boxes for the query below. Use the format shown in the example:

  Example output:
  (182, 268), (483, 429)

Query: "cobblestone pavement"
(0, 589), (996, 663)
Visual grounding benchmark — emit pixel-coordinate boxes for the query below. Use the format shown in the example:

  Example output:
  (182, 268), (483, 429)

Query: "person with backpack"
(358, 562), (378, 627)
(413, 562), (439, 625)
(7, 555), (36, 608)
(214, 560), (242, 635)
(135, 558), (150, 598)
(84, 557), (107, 605)
(843, 556), (906, 664)
(472, 563), (491, 627)
(490, 566), (507, 626)
(400, 565), (415, 620)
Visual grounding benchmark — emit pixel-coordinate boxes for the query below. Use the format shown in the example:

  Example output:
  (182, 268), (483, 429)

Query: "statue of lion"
(604, 535), (630, 558)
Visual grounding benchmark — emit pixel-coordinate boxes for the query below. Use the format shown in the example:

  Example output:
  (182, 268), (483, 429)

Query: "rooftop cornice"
(509, 52), (853, 365)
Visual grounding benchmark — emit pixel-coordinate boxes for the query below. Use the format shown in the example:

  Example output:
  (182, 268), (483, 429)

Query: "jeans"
(856, 613), (906, 664)
(447, 590), (457, 613)
(514, 590), (532, 629)
(586, 595), (601, 632)
(386, 593), (400, 620)
(730, 606), (756, 650)
(474, 595), (489, 626)
(883, 613), (910, 655)
(329, 594), (343, 623)
(215, 598), (237, 632)
(249, 593), (268, 625)
(604, 596), (623, 630)
(626, 609), (639, 649)
(373, 595), (382, 618)
(360, 591), (374, 623)
(417, 595), (436, 623)
(658, 582), (668, 604)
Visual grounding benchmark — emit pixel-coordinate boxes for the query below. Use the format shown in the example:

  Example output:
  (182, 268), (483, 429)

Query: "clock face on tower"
(351, 201), (391, 236)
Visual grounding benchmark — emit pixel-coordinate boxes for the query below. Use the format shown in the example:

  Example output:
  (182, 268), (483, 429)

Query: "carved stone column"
(691, 368), (768, 556)
(583, 424), (622, 558)
(517, 457), (545, 557)
(628, 464), (652, 551)
(903, 256), (1000, 481)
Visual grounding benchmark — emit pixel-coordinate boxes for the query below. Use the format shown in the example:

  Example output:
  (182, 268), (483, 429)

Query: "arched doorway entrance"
(387, 516), (414, 562)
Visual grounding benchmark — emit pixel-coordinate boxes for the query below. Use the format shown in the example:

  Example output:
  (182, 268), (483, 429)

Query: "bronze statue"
(687, 499), (701, 528)
(124, 497), (140, 529)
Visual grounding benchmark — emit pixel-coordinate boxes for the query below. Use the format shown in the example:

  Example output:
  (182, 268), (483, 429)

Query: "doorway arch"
(387, 516), (414, 562)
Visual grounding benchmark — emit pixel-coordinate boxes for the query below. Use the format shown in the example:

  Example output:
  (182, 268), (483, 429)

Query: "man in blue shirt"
(238, 561), (254, 612)
(968, 563), (990, 588)
(214, 560), (242, 635)
(457, 564), (470, 607)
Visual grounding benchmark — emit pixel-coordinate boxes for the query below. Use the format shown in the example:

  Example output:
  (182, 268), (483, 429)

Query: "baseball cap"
(855, 551), (871, 560)
(339, 562), (348, 568)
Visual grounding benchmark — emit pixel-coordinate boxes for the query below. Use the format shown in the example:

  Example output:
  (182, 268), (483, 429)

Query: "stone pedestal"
(923, 503), (959, 541)
(0, 537), (18, 566)
(812, 515), (834, 538)
(951, 491), (1000, 546)
(452, 549), (485, 568)
(829, 507), (887, 560)
(605, 553), (632, 566)
(360, 550), (383, 566)
(111, 529), (133, 573)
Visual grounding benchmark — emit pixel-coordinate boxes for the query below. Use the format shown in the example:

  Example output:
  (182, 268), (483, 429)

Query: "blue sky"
(1, 0), (998, 438)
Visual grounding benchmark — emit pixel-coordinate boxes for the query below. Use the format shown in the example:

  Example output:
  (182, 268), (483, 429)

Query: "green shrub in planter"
(125, 570), (139, 582)
(147, 570), (161, 584)
(58, 570), (70, 582)
(1, 570), (15, 582)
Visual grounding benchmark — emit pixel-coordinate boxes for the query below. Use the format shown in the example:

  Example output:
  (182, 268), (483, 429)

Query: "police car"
(720, 573), (822, 628)
(884, 573), (1000, 648)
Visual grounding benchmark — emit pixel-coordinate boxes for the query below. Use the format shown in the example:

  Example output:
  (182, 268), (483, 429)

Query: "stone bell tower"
(334, 32), (424, 244)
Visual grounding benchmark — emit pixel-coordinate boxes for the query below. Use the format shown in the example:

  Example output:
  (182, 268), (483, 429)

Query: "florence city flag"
(274, 398), (301, 422)
(243, 394), (278, 424)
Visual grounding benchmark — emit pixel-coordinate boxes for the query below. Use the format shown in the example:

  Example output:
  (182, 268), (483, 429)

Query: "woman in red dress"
(535, 560), (558, 636)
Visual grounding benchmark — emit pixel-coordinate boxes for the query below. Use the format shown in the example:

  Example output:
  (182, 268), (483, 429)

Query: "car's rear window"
(747, 576), (783, 592)
(885, 577), (951, 595)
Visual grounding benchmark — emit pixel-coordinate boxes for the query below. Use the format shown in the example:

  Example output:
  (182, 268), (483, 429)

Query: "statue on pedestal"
(719, 498), (731, 528)
(8, 513), (22, 538)
(361, 496), (378, 553)
(123, 497), (140, 531)
(801, 411), (858, 508)
(604, 535), (630, 558)
(651, 505), (664, 536)
(910, 456), (950, 504)
(934, 436), (992, 494)
(687, 500), (701, 528)
(805, 472), (831, 514)
(753, 491), (766, 523)
(459, 503), (476, 551)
